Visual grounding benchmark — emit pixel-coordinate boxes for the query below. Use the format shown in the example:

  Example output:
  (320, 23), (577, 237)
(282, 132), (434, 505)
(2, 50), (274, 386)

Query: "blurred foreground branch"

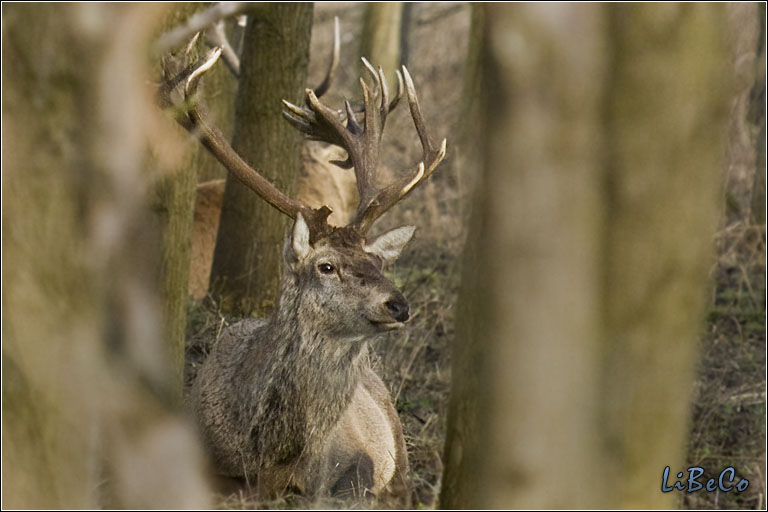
(2, 4), (211, 508)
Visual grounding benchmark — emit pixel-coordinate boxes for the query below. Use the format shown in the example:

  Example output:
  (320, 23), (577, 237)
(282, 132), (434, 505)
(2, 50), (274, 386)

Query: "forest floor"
(683, 239), (766, 510)
(184, 3), (766, 509)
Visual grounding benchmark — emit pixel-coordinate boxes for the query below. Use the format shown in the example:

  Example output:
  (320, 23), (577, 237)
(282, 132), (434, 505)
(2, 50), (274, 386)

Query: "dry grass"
(682, 221), (766, 510)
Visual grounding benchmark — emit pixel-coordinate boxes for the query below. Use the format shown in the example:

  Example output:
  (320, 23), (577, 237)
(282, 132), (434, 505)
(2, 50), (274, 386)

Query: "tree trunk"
(360, 2), (403, 91)
(749, 3), (766, 225)
(441, 4), (730, 509)
(600, 5), (729, 507)
(209, 3), (313, 317)
(151, 166), (197, 403)
(2, 3), (210, 508)
(151, 3), (224, 402)
(453, 3), (485, 219)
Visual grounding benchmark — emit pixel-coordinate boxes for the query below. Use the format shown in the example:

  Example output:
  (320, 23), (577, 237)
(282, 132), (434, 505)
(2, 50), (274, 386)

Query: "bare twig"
(154, 2), (252, 55)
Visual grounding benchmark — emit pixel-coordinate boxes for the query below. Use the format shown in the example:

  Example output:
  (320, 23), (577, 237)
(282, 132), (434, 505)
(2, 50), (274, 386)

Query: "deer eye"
(317, 263), (335, 275)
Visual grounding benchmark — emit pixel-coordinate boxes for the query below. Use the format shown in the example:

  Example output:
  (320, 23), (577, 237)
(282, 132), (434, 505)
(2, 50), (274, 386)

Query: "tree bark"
(151, 167), (196, 402)
(209, 3), (313, 316)
(2, 3), (210, 508)
(441, 4), (730, 509)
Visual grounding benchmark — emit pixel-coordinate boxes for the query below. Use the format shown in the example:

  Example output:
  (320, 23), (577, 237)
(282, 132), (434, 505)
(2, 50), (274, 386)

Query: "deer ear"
(291, 213), (311, 260)
(364, 225), (415, 264)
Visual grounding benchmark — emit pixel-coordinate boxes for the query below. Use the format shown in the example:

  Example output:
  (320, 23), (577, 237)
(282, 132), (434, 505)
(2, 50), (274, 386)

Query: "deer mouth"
(369, 320), (406, 331)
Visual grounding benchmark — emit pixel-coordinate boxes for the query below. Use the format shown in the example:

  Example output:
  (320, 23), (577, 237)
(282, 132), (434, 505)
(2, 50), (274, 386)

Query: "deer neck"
(259, 281), (368, 464)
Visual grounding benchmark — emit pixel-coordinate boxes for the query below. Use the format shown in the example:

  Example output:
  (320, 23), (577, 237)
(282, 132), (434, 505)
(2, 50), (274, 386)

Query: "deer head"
(285, 212), (415, 336)
(158, 34), (446, 333)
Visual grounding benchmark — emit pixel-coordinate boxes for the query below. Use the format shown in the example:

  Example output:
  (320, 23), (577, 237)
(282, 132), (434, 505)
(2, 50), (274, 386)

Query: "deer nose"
(385, 293), (410, 323)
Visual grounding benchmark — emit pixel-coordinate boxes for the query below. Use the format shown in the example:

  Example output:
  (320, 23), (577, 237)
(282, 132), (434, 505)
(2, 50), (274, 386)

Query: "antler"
(158, 13), (444, 240)
(157, 22), (344, 239)
(282, 61), (446, 234)
(310, 16), (340, 99)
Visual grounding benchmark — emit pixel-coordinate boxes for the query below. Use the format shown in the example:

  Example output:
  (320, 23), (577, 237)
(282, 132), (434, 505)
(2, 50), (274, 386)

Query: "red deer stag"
(158, 39), (446, 503)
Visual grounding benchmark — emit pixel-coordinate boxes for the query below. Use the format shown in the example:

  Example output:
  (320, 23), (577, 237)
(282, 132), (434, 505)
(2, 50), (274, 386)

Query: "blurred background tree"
(441, 3), (732, 508)
(359, 2), (404, 91)
(747, 4), (765, 226)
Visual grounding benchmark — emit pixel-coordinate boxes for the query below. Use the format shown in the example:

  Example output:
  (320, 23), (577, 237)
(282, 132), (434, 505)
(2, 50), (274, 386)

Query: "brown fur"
(190, 222), (412, 503)
(189, 179), (225, 300)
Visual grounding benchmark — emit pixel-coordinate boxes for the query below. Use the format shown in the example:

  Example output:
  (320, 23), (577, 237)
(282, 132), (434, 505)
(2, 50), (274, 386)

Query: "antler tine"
(378, 67), (389, 111)
(353, 57), (402, 117)
(389, 69), (404, 112)
(359, 57), (390, 115)
(354, 76), (380, 206)
(282, 93), (346, 148)
(281, 17), (347, 146)
(159, 43), (332, 235)
(402, 66), (446, 172)
(204, 20), (240, 77)
(278, 56), (444, 236)
(184, 46), (221, 96)
(352, 65), (447, 233)
(311, 16), (340, 99)
(344, 100), (362, 136)
(360, 56), (380, 91)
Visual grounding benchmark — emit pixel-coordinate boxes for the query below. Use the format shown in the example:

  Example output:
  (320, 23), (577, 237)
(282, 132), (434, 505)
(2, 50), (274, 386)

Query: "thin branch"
(154, 2), (252, 55)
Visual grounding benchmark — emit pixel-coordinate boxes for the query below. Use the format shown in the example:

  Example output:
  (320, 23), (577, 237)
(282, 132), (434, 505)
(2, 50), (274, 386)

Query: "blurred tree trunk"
(454, 3), (485, 219)
(150, 3), (233, 403)
(2, 3), (210, 508)
(600, 5), (729, 507)
(209, 3), (313, 316)
(360, 2), (403, 90)
(441, 4), (730, 509)
(439, 6), (488, 506)
(441, 5), (608, 507)
(749, 3), (766, 225)
(150, 4), (199, 402)
(151, 166), (196, 402)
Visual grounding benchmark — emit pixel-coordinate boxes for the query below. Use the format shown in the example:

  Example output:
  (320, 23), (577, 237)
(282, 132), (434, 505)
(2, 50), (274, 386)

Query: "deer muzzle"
(384, 292), (409, 323)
